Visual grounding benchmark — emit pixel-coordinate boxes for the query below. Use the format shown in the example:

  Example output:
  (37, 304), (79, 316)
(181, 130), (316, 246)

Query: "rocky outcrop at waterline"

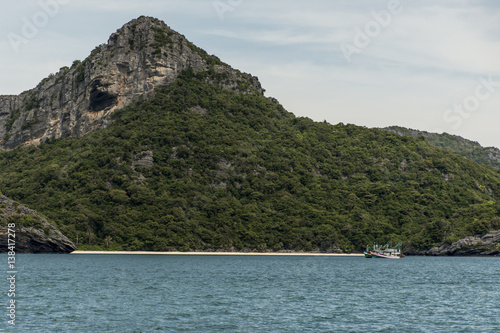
(405, 230), (500, 256)
(0, 194), (75, 253)
(427, 230), (500, 256)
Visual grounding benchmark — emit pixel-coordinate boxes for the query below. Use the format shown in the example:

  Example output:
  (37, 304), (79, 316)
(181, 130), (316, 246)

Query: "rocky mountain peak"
(111, 16), (174, 47)
(0, 16), (263, 150)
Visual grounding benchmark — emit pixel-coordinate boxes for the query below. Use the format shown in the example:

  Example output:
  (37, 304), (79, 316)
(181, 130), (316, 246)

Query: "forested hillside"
(1, 69), (499, 253)
(384, 126), (500, 169)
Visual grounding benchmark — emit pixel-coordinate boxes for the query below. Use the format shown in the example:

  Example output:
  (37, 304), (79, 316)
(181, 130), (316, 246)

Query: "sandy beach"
(71, 251), (364, 257)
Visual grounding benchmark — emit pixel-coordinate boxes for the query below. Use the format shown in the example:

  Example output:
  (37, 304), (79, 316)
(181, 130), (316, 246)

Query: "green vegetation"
(5, 108), (21, 131)
(37, 74), (55, 89)
(0, 212), (44, 229)
(152, 26), (173, 48)
(186, 41), (224, 66)
(21, 118), (40, 131)
(385, 126), (500, 169)
(75, 65), (85, 84)
(72, 60), (85, 84)
(12, 214), (44, 229)
(24, 92), (40, 111)
(1, 70), (500, 252)
(89, 45), (103, 59)
(150, 26), (174, 57)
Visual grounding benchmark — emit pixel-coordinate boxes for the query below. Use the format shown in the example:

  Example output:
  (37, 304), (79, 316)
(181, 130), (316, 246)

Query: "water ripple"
(4, 254), (499, 332)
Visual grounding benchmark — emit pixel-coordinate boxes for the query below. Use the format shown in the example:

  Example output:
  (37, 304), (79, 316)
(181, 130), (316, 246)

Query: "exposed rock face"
(485, 147), (500, 165)
(0, 16), (263, 150)
(0, 195), (76, 253)
(132, 150), (154, 169)
(411, 230), (500, 256)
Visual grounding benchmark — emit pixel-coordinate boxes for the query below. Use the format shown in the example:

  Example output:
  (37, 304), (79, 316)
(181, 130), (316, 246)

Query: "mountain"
(1, 17), (499, 255)
(0, 16), (262, 150)
(384, 126), (500, 169)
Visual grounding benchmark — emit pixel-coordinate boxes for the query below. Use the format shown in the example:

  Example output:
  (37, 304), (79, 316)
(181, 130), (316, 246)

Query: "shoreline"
(70, 250), (364, 257)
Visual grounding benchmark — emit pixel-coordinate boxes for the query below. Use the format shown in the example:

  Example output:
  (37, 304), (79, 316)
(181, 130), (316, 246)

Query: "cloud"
(204, 28), (349, 46)
(208, 1), (500, 74)
(67, 0), (211, 14)
(384, 5), (500, 74)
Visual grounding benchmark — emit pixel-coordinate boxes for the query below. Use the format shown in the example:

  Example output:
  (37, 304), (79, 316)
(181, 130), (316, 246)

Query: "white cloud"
(204, 28), (349, 45)
(67, 0), (211, 14)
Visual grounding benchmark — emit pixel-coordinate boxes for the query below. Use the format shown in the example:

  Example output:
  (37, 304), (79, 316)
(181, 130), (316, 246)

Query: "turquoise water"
(1, 255), (499, 332)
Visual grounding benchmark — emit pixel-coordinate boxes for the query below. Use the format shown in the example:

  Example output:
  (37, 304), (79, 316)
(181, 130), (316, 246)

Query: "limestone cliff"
(0, 16), (263, 150)
(0, 194), (76, 253)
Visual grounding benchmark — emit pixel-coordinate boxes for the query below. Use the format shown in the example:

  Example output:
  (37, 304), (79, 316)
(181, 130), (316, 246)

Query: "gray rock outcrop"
(0, 194), (76, 253)
(425, 230), (500, 256)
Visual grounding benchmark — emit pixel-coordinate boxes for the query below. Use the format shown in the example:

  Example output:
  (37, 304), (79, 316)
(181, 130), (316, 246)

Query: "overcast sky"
(1, 0), (499, 148)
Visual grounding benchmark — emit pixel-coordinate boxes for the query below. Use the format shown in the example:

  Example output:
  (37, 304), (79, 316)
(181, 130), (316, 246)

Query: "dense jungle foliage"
(385, 126), (500, 169)
(1, 69), (500, 252)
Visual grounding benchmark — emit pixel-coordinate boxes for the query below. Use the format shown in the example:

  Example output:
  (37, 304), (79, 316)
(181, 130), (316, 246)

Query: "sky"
(1, 0), (500, 148)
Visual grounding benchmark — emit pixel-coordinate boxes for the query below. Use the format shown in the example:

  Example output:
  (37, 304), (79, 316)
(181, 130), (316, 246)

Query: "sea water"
(1, 254), (499, 332)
